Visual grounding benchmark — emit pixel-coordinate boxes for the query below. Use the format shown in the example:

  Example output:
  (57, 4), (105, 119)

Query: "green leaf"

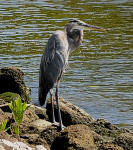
(0, 120), (7, 131)
(8, 97), (30, 135)
(22, 103), (27, 110)
(13, 125), (19, 136)
(8, 103), (13, 111)
(5, 127), (10, 132)
(0, 120), (9, 132)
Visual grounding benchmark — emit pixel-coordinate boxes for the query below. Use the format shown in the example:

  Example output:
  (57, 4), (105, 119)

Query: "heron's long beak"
(81, 23), (106, 32)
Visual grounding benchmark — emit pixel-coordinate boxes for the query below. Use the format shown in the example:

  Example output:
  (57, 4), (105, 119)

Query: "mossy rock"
(0, 66), (31, 103)
(0, 92), (20, 104)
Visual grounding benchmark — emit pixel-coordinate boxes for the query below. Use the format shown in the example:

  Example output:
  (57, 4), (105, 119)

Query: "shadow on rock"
(46, 97), (94, 127)
(0, 66), (31, 103)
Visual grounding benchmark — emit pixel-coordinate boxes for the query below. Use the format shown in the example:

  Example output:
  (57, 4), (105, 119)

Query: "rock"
(22, 105), (40, 124)
(0, 104), (48, 125)
(90, 119), (125, 138)
(0, 93), (133, 150)
(31, 119), (52, 132)
(0, 92), (20, 104)
(0, 107), (11, 120)
(114, 133), (133, 150)
(91, 131), (104, 146)
(51, 124), (97, 150)
(0, 67), (31, 103)
(0, 98), (6, 105)
(34, 105), (48, 120)
(0, 131), (17, 143)
(46, 97), (94, 126)
(0, 139), (32, 150)
(0, 139), (47, 150)
(0, 107), (12, 128)
(98, 143), (124, 150)
(35, 145), (47, 150)
(21, 134), (50, 150)
(20, 105), (49, 133)
(0, 104), (11, 113)
(40, 125), (60, 149)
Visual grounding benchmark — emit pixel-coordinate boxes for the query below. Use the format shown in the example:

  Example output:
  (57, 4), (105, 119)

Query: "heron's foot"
(52, 121), (65, 130)
(61, 124), (65, 130)
(52, 121), (59, 126)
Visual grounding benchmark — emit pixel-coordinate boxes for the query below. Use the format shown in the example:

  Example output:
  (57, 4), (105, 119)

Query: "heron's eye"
(70, 20), (79, 23)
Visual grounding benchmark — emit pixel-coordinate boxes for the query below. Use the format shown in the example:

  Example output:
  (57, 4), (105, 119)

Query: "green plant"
(8, 97), (30, 136)
(0, 120), (10, 132)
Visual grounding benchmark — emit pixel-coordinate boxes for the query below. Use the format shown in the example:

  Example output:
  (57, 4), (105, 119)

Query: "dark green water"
(0, 0), (133, 131)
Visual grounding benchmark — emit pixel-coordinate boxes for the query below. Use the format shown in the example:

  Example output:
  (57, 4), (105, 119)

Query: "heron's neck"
(68, 38), (81, 52)
(65, 30), (83, 53)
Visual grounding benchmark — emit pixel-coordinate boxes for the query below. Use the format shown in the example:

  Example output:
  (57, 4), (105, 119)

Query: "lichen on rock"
(0, 92), (20, 104)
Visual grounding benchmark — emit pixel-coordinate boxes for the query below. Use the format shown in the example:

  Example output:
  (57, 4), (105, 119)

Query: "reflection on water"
(0, 0), (133, 131)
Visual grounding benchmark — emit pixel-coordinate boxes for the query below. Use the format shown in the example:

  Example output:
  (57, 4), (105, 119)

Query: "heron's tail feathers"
(39, 85), (50, 106)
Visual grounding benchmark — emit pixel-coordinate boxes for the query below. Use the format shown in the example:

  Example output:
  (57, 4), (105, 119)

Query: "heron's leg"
(55, 80), (63, 130)
(50, 89), (55, 123)
(44, 97), (48, 108)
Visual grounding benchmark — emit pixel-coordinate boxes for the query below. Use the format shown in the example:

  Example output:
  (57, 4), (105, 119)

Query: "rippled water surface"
(0, 0), (133, 131)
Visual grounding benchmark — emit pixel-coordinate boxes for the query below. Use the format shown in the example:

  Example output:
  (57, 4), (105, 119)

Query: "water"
(0, 0), (133, 131)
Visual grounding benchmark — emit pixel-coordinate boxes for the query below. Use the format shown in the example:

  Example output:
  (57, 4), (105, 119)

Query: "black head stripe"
(70, 19), (79, 23)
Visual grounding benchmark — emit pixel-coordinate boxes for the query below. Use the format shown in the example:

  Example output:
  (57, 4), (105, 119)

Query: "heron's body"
(39, 31), (68, 105)
(39, 19), (105, 130)
(39, 29), (83, 106)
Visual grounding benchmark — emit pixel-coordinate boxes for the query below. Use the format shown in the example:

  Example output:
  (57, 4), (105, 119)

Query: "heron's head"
(65, 19), (105, 47)
(66, 19), (105, 33)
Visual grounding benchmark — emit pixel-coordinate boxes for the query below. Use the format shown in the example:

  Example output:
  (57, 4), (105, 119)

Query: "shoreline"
(0, 66), (133, 150)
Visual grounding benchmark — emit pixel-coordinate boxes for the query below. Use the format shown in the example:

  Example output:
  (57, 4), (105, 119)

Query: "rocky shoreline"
(0, 67), (133, 150)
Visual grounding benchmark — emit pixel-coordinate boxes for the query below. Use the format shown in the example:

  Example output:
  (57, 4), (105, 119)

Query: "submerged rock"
(0, 66), (31, 103)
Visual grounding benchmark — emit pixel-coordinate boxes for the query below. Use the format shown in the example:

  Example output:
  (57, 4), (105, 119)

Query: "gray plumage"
(39, 19), (105, 129)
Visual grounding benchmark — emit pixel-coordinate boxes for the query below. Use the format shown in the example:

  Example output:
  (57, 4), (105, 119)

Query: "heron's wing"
(39, 34), (57, 106)
(44, 34), (56, 65)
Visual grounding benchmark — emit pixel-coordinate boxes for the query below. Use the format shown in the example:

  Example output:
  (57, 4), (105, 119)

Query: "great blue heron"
(39, 19), (105, 130)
